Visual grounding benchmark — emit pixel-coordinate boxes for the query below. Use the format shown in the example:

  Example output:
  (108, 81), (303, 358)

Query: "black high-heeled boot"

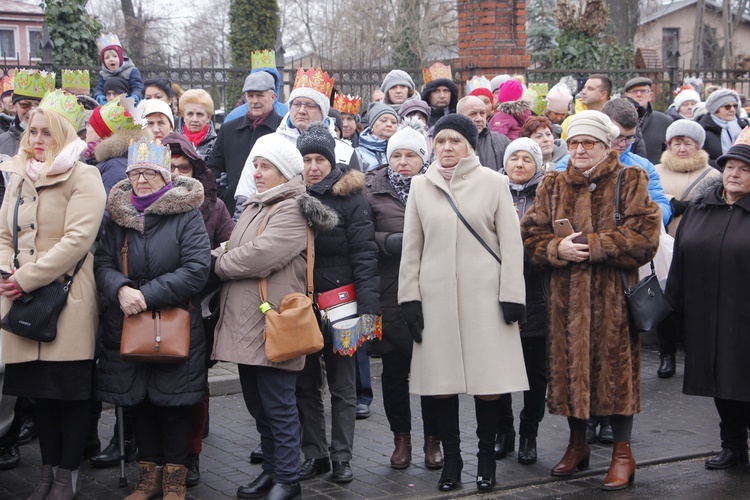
(475, 397), (499, 491)
(433, 396), (462, 492)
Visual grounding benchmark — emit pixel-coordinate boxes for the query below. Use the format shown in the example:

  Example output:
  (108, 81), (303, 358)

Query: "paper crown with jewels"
(333, 94), (361, 115)
(13, 70), (55, 100)
(0, 74), (13, 96)
(61, 70), (90, 95)
(422, 62), (452, 85)
(96, 33), (122, 52)
(128, 137), (171, 170)
(465, 75), (491, 94)
(251, 49), (276, 70)
(293, 68), (334, 98)
(39, 89), (86, 130)
(734, 126), (750, 147)
(100, 95), (143, 132)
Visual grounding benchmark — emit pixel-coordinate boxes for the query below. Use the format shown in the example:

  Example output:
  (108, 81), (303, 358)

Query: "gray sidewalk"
(0, 346), (723, 499)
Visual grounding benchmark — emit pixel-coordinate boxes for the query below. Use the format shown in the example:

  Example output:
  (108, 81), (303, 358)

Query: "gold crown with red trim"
(422, 62), (452, 85)
(251, 49), (275, 70)
(333, 94), (361, 115)
(0, 73), (13, 95)
(293, 68), (334, 99)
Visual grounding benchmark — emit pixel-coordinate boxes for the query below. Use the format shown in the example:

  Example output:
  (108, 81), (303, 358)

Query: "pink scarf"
(25, 139), (87, 183)
(435, 161), (457, 184)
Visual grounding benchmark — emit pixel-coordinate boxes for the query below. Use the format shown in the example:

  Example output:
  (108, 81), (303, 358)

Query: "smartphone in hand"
(553, 219), (575, 238)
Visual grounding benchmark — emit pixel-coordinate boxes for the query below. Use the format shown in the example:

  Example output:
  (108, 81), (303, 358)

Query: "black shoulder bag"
(614, 169), (672, 335)
(441, 190), (502, 264)
(1, 182), (86, 342)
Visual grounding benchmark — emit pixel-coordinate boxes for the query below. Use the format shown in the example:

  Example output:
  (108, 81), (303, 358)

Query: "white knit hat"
(665, 120), (706, 148)
(503, 138), (543, 172)
(250, 133), (304, 180)
(387, 117), (429, 164)
(545, 83), (573, 114)
(567, 110), (620, 146)
(672, 89), (701, 111)
(137, 99), (174, 128)
(289, 87), (330, 117)
(490, 74), (511, 92)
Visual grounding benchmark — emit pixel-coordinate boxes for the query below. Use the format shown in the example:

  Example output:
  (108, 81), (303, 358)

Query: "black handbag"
(1, 182), (86, 342)
(614, 169), (672, 334)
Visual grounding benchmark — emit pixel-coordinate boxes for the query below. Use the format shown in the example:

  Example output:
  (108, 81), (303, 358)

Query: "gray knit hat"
(367, 102), (399, 128)
(381, 69), (415, 95)
(397, 99), (430, 121)
(297, 121), (337, 168)
(250, 133), (304, 180)
(503, 138), (543, 172)
(387, 117), (429, 164)
(705, 89), (740, 115)
(665, 120), (706, 148)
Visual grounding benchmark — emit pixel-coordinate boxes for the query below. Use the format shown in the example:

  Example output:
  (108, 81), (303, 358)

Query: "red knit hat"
(497, 80), (523, 103)
(470, 88), (494, 108)
(100, 45), (124, 66)
(88, 106), (113, 139)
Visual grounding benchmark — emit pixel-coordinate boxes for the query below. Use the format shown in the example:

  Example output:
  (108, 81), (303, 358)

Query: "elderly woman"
(356, 103), (399, 171)
(697, 89), (749, 166)
(139, 98), (175, 141)
(212, 133), (336, 500)
(177, 89), (217, 160)
(666, 139), (750, 471)
(399, 114), (528, 492)
(519, 116), (568, 171)
(494, 138), (549, 466)
(95, 138), (211, 500)
(521, 110), (660, 491)
(667, 88), (701, 121)
(364, 118), (443, 470)
(0, 92), (105, 499)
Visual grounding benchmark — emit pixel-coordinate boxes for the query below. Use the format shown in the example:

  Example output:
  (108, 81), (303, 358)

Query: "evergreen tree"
(42, 0), (102, 66)
(526, 0), (558, 69)
(392, 0), (422, 69)
(229, 0), (280, 68)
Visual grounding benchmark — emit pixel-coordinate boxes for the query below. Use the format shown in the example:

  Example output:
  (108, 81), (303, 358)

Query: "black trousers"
(35, 398), (91, 470)
(657, 312), (681, 356)
(381, 350), (438, 436)
(714, 398), (750, 451)
(498, 336), (547, 438)
(132, 400), (191, 466)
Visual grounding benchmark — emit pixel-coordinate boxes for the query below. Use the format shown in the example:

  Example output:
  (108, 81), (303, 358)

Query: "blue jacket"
(94, 58), (143, 102)
(555, 146), (671, 225)
(224, 67), (288, 123)
(355, 129), (388, 171)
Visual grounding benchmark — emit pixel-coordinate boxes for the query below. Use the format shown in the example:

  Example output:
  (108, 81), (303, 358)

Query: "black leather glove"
(384, 233), (404, 254)
(401, 301), (424, 343)
(501, 302), (526, 325)
(670, 197), (688, 218)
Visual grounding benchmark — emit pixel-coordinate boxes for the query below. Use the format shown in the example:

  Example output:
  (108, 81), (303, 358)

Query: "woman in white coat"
(398, 114), (528, 492)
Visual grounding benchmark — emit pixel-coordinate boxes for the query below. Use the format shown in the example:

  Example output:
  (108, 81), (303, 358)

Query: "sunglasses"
(567, 139), (601, 150)
(722, 104), (739, 110)
(171, 165), (192, 174)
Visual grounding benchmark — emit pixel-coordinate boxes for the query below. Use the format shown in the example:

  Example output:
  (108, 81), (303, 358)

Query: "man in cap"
(457, 95), (509, 172)
(223, 67), (288, 124)
(207, 71), (282, 214)
(623, 76), (674, 165)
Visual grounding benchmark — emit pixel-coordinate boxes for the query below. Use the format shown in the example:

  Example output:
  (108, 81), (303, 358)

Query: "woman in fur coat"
(521, 111), (660, 491)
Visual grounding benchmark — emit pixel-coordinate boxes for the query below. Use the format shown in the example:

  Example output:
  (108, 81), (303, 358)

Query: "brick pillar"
(456, 0), (530, 85)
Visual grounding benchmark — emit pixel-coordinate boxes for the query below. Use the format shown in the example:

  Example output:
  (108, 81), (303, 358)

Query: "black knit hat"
(297, 121), (337, 168)
(717, 143), (750, 170)
(432, 114), (478, 150)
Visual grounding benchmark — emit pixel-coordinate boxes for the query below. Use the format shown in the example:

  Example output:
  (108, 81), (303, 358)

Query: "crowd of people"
(0, 31), (748, 500)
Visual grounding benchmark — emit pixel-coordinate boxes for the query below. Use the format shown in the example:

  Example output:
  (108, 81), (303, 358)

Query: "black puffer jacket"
(308, 167), (380, 315)
(364, 166), (411, 354)
(94, 176), (211, 407)
(697, 112), (749, 169)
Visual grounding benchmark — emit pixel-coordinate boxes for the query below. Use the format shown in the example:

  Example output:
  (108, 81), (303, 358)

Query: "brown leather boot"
(162, 463), (188, 499)
(602, 441), (636, 490)
(551, 429), (591, 476)
(424, 435), (444, 469)
(124, 462), (163, 500)
(390, 433), (412, 469)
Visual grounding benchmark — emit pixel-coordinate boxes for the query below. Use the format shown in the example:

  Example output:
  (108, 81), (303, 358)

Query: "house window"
(0, 28), (16, 59)
(28, 28), (42, 60)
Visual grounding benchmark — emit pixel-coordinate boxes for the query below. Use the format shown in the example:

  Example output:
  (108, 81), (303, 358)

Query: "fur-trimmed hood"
(108, 175), (204, 232)
(309, 167), (366, 198)
(692, 176), (724, 208)
(94, 129), (153, 163)
(498, 99), (531, 116)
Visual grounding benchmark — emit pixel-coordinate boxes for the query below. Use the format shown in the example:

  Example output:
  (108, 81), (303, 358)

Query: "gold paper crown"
(61, 70), (90, 95)
(96, 32), (122, 52)
(99, 95), (142, 133)
(465, 76), (491, 94)
(251, 49), (276, 70)
(39, 89), (86, 130)
(333, 94), (361, 115)
(422, 63), (452, 85)
(734, 126), (750, 147)
(0, 74), (13, 95)
(128, 137), (170, 170)
(293, 68), (334, 99)
(13, 70), (55, 100)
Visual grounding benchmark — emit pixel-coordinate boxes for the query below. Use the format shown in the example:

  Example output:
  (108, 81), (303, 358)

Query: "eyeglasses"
(171, 165), (192, 174)
(16, 101), (38, 110)
(567, 139), (601, 150)
(627, 88), (651, 96)
(613, 134), (638, 145)
(722, 104), (739, 111)
(127, 170), (159, 182)
(290, 100), (320, 111)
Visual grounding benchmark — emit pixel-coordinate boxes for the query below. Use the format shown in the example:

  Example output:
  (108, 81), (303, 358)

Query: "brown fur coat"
(520, 150), (660, 419)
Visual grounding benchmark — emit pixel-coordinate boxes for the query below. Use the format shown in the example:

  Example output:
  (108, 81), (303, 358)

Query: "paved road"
(0, 346), (734, 499)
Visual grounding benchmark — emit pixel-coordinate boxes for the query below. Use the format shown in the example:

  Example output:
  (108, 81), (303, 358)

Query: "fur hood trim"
(108, 175), (205, 231)
(693, 176), (724, 208)
(498, 99), (531, 116)
(94, 129), (153, 163)
(297, 193), (339, 233)
(331, 168), (366, 197)
(659, 149), (710, 173)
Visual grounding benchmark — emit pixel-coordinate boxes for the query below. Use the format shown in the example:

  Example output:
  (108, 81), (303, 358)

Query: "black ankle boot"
(657, 354), (676, 378)
(434, 396), (462, 491)
(518, 436), (537, 465)
(475, 397), (499, 491)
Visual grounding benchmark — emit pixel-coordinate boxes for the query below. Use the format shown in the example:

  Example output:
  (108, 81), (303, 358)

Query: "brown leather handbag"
(119, 234), (191, 363)
(258, 205), (323, 363)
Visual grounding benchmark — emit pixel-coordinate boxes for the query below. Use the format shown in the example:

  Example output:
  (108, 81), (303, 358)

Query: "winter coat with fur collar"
(489, 100), (532, 140)
(94, 176), (211, 406)
(521, 150), (660, 419)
